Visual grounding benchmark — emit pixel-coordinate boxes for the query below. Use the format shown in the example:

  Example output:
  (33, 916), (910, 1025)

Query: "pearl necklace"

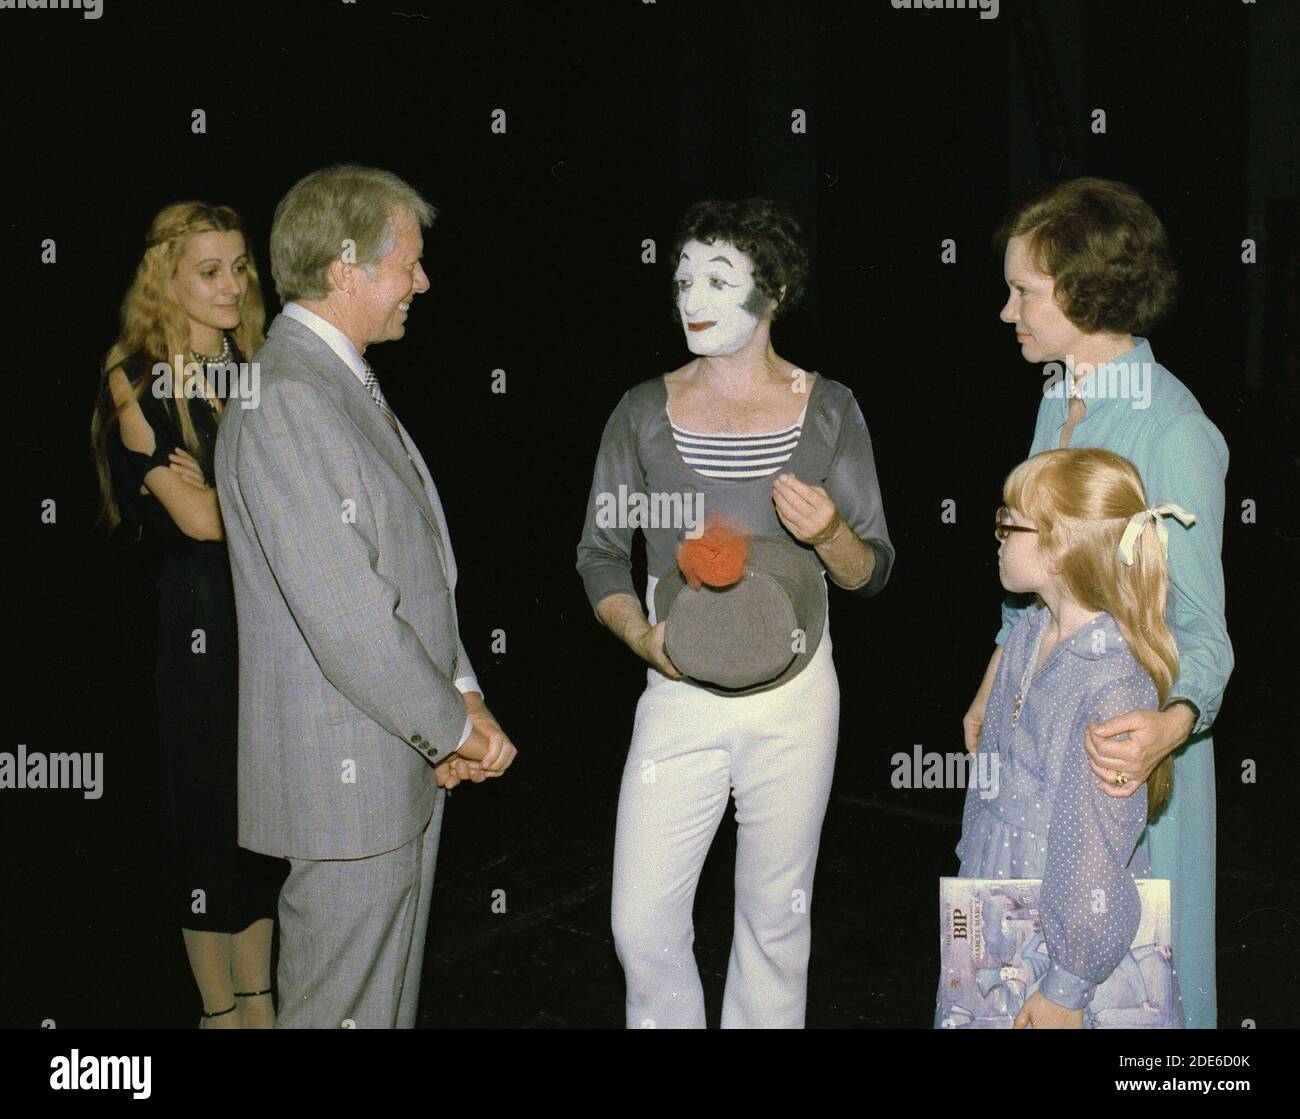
(190, 334), (231, 366)
(188, 335), (230, 413)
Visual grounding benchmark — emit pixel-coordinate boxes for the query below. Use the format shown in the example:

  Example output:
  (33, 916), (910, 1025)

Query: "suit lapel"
(268, 314), (445, 551)
(395, 416), (457, 586)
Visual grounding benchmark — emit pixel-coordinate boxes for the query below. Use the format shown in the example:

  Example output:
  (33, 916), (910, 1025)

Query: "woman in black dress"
(90, 202), (286, 1028)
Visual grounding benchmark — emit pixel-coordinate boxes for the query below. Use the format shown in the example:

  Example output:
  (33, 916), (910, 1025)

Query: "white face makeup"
(674, 239), (769, 356)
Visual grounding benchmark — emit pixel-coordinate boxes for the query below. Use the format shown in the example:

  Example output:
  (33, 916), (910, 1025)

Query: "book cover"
(938, 878), (1183, 1028)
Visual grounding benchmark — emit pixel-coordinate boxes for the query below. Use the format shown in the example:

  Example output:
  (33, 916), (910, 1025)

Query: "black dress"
(105, 342), (287, 932)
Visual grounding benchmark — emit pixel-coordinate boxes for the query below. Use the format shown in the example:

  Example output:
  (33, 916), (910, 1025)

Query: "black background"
(2, 0), (1296, 1029)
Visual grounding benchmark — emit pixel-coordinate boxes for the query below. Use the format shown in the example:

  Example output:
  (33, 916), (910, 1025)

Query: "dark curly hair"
(993, 177), (1179, 335)
(670, 197), (809, 324)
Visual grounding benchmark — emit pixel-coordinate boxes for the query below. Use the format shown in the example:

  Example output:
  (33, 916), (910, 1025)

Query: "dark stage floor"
(8, 679), (1294, 1030)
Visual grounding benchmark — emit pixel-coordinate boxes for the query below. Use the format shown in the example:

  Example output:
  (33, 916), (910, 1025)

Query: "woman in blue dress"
(962, 178), (1231, 1028)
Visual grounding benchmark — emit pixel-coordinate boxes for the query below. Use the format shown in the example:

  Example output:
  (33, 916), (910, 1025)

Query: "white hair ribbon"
(1117, 502), (1197, 566)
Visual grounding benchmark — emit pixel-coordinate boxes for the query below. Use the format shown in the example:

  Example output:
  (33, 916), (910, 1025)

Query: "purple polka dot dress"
(953, 605), (1156, 1011)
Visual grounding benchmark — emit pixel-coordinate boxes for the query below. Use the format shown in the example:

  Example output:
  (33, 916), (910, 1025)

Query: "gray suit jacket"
(215, 313), (476, 860)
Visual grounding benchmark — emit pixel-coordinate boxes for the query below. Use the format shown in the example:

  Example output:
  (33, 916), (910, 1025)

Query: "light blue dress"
(943, 606), (1159, 1019)
(996, 338), (1232, 1028)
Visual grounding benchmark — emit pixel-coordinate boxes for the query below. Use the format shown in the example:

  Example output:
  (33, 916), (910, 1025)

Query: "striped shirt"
(577, 374), (895, 609)
(669, 405), (808, 479)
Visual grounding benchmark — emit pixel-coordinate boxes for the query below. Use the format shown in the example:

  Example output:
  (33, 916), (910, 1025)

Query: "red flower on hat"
(676, 515), (750, 590)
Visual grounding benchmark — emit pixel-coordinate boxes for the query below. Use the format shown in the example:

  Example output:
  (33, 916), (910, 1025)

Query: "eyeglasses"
(994, 506), (1039, 542)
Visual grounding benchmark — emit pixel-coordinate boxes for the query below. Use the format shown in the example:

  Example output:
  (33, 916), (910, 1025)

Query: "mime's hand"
(634, 621), (685, 679)
(771, 473), (841, 545)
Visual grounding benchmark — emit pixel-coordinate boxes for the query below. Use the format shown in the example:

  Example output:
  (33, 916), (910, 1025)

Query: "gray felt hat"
(653, 534), (826, 696)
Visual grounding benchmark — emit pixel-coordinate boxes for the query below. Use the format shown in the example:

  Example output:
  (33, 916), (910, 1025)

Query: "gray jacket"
(215, 313), (475, 860)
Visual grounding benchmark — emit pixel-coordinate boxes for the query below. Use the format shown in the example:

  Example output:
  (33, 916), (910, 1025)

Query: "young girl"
(941, 447), (1192, 1029)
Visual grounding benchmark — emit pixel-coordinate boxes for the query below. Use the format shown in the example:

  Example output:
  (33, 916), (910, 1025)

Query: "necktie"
(362, 362), (418, 472)
(362, 363), (400, 434)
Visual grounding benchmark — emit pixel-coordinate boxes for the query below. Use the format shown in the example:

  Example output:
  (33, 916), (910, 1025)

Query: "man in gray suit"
(215, 164), (517, 1029)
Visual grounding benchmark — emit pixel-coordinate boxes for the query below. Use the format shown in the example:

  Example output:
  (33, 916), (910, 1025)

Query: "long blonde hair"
(90, 201), (266, 531)
(1004, 448), (1179, 819)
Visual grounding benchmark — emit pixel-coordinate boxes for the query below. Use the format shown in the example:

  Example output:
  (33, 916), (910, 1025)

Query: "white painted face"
(674, 239), (769, 355)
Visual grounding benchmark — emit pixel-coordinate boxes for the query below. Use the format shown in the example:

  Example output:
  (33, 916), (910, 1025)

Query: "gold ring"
(1114, 771), (1129, 787)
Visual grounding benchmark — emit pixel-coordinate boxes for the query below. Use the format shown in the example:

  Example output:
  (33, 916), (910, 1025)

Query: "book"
(937, 877), (1183, 1028)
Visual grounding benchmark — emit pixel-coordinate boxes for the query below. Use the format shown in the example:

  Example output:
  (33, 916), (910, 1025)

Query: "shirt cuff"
(453, 678), (480, 751)
(1164, 694), (1201, 727)
(455, 712), (474, 750)
(1040, 963), (1097, 1011)
(1167, 690), (1210, 736)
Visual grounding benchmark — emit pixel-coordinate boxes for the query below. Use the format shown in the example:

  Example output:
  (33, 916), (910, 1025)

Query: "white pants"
(611, 577), (840, 1028)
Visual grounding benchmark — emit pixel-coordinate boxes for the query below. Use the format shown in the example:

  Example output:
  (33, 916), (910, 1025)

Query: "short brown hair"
(671, 197), (809, 322)
(994, 177), (1178, 334)
(270, 164), (435, 303)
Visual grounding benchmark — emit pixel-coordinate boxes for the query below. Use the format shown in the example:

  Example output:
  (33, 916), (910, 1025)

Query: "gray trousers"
(274, 791), (445, 1029)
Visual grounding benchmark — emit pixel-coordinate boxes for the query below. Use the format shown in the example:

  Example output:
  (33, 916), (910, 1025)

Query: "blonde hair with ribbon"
(1118, 502), (1197, 566)
(1003, 448), (1191, 820)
